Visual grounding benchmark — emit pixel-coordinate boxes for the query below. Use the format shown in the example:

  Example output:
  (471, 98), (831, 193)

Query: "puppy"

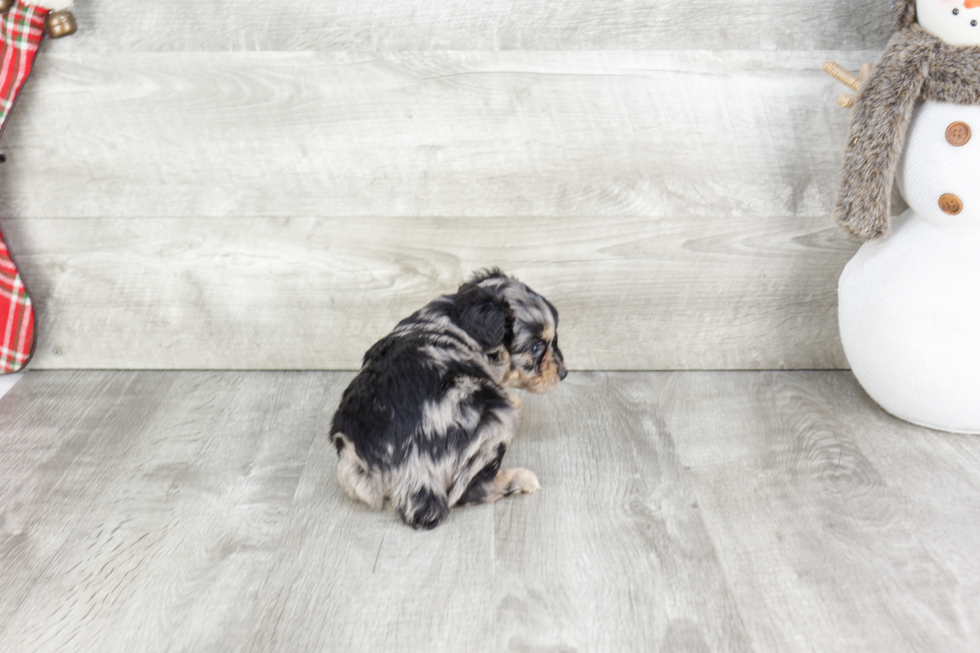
(330, 269), (567, 529)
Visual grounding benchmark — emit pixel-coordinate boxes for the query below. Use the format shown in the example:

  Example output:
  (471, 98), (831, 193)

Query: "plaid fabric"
(0, 1), (48, 135)
(0, 0), (44, 372)
(0, 229), (34, 372)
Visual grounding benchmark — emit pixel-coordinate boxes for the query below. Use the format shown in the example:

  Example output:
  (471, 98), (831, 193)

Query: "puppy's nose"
(559, 367), (568, 381)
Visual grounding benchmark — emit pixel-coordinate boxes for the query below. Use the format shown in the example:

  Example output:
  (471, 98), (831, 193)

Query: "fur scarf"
(835, 15), (980, 239)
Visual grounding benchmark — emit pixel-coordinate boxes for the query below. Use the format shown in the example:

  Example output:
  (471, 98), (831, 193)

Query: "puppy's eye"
(531, 341), (547, 357)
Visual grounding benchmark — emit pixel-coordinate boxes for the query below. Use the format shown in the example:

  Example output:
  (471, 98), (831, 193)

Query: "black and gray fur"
(835, 0), (980, 240)
(330, 269), (567, 530)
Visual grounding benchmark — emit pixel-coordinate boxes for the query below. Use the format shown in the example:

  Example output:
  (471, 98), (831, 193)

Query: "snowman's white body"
(839, 100), (980, 433)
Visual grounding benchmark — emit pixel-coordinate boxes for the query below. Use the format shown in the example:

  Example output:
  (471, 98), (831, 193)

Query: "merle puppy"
(330, 269), (567, 529)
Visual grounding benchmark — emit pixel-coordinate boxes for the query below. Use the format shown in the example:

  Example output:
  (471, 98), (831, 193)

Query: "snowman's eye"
(954, 8), (960, 15)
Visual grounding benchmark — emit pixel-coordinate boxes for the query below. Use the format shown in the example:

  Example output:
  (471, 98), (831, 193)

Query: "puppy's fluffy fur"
(330, 269), (567, 529)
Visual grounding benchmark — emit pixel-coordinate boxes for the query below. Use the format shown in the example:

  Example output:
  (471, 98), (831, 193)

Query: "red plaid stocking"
(0, 235), (34, 372)
(0, 0), (47, 372)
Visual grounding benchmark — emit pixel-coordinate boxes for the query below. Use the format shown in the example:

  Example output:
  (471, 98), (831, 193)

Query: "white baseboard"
(0, 373), (23, 401)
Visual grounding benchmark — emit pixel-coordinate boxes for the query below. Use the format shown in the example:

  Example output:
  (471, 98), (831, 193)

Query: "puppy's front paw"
(504, 467), (540, 495)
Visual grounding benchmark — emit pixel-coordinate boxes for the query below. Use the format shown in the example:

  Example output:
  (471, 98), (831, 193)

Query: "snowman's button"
(946, 121), (971, 146)
(939, 193), (964, 215)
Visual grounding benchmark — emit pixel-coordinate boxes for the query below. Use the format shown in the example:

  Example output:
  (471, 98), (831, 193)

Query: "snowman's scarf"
(835, 24), (980, 240)
(893, 0), (917, 30)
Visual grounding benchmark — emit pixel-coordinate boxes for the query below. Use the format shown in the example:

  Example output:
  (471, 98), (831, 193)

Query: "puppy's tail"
(398, 486), (449, 530)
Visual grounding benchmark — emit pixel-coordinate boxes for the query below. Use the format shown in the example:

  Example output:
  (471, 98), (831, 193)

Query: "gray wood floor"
(1, 370), (978, 652)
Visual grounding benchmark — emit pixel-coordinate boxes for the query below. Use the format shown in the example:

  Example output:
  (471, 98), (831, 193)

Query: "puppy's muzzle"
(556, 352), (568, 381)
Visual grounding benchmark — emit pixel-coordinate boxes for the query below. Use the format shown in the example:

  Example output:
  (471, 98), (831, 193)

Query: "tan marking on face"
(542, 325), (555, 344)
(510, 347), (562, 393)
(501, 366), (521, 387)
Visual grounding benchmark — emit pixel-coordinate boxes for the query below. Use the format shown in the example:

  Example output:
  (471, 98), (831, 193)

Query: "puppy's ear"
(452, 284), (510, 350)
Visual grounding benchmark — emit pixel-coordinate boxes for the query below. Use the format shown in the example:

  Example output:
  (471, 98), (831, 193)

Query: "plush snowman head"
(916, 0), (980, 45)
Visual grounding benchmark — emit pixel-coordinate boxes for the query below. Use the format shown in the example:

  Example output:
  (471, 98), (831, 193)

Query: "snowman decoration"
(828, 0), (980, 433)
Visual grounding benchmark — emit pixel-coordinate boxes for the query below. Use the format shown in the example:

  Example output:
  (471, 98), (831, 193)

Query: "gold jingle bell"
(0, 0), (14, 14)
(46, 10), (77, 38)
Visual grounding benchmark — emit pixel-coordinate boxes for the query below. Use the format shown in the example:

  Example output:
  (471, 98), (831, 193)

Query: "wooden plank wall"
(0, 1), (896, 370)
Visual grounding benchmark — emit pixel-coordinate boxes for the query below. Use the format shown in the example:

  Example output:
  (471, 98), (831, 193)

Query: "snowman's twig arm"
(823, 61), (862, 91)
(823, 62), (873, 107)
(835, 28), (935, 240)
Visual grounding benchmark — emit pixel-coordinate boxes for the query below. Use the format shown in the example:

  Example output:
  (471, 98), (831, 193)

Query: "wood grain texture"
(56, 1), (891, 52)
(0, 370), (345, 653)
(840, 394), (980, 646)
(0, 214), (855, 370)
(662, 372), (980, 652)
(241, 420), (498, 653)
(1, 51), (867, 220)
(0, 48), (872, 370)
(4, 370), (980, 652)
(493, 372), (752, 652)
